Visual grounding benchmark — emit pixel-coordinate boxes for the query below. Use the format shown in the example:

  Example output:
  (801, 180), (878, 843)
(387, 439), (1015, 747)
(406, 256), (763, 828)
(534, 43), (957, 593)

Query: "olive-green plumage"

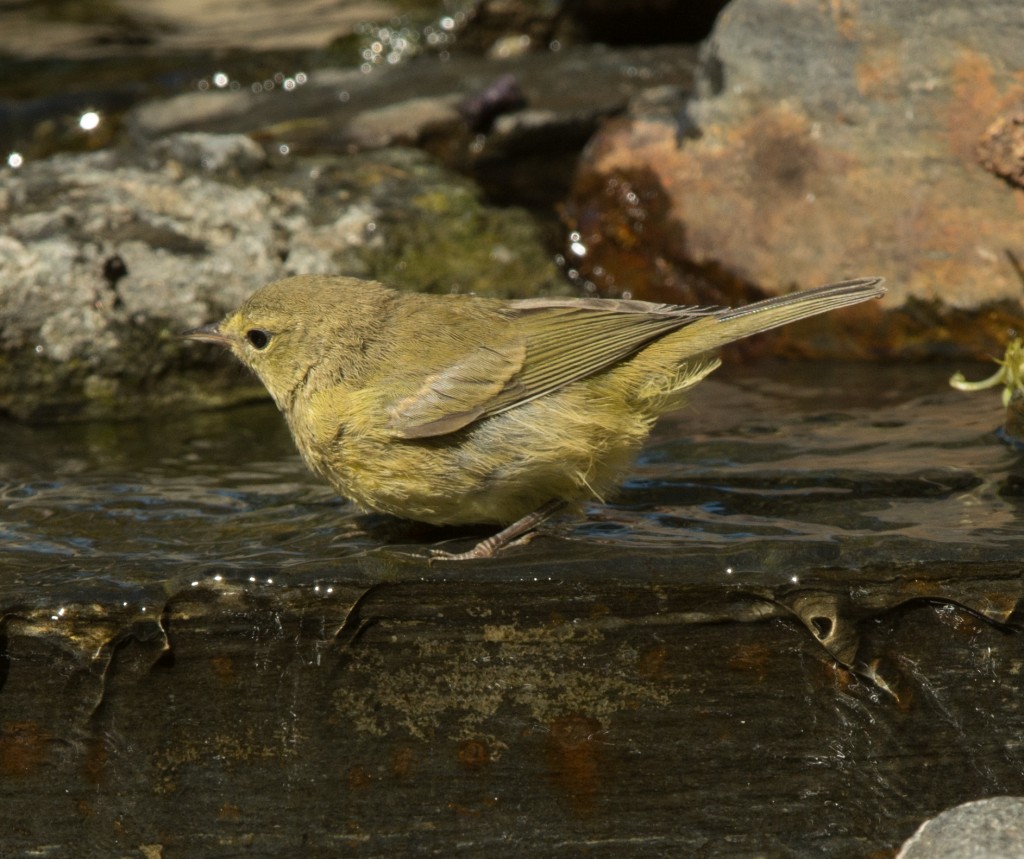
(187, 274), (884, 555)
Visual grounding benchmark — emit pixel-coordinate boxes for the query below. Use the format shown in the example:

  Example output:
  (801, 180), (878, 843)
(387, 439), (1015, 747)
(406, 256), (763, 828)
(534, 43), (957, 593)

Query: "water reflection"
(0, 362), (1019, 589)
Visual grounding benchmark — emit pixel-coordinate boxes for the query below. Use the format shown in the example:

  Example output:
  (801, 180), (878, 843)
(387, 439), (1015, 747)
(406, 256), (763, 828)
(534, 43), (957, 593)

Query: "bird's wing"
(387, 335), (528, 439)
(386, 278), (886, 439)
(388, 297), (710, 439)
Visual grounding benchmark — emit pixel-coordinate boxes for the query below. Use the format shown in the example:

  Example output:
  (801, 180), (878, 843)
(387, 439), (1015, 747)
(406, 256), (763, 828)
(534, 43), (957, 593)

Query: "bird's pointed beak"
(182, 323), (231, 346)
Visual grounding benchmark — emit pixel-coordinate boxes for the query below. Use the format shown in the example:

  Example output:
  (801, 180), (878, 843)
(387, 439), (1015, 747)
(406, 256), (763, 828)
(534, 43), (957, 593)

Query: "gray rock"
(148, 131), (268, 175)
(130, 92), (259, 138)
(898, 797), (1024, 858)
(0, 139), (564, 422)
(339, 94), (463, 150)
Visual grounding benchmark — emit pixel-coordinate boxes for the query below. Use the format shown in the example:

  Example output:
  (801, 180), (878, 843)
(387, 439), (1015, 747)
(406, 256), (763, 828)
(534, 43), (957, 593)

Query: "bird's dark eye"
(246, 329), (271, 350)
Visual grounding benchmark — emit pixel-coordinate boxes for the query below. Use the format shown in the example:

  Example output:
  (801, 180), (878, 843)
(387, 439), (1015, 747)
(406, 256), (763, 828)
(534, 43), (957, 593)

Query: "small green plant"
(950, 338), (1024, 406)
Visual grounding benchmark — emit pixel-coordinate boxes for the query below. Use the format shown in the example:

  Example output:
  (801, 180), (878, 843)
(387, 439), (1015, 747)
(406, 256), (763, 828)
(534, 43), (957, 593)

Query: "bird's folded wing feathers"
(388, 302), (709, 438)
(387, 339), (527, 438)
(386, 278), (885, 439)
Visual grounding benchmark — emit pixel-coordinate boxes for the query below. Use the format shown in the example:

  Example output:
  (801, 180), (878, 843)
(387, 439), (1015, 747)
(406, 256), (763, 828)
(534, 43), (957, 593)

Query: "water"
(2, 360), (1017, 588)
(2, 361), (1022, 857)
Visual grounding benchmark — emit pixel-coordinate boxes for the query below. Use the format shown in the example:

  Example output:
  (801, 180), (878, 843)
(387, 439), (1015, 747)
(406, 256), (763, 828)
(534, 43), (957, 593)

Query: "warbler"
(186, 274), (885, 559)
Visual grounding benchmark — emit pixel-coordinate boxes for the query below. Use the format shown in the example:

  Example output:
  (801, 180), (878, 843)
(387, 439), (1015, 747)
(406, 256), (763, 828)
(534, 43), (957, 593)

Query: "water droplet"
(7, 151), (23, 168)
(79, 111), (101, 131)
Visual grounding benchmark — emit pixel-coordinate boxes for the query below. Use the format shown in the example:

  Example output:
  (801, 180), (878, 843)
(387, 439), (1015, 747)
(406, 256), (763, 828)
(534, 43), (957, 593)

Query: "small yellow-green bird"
(186, 275), (885, 559)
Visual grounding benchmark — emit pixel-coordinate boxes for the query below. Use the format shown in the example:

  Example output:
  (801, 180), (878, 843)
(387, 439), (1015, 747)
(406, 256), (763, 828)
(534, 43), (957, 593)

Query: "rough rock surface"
(566, 0), (1024, 355)
(0, 137), (563, 421)
(898, 797), (1024, 858)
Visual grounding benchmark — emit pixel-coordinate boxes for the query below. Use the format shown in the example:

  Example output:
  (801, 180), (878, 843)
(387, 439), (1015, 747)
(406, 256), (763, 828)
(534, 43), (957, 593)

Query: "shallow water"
(2, 359), (1017, 590)
(2, 360), (1022, 858)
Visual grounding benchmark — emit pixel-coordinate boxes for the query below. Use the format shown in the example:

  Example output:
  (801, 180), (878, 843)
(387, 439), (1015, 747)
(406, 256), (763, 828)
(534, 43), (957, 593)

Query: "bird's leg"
(431, 500), (565, 561)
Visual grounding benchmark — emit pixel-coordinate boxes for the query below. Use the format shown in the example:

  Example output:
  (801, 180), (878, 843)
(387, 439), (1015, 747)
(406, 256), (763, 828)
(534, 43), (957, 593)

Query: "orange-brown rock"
(566, 0), (1024, 358)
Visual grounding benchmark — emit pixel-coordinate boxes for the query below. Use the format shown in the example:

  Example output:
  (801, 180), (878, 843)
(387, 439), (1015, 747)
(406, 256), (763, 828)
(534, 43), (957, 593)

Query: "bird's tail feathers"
(674, 277), (886, 354)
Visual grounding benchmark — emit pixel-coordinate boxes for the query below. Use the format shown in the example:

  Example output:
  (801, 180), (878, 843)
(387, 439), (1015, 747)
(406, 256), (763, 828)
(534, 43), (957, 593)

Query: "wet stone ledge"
(0, 549), (1021, 858)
